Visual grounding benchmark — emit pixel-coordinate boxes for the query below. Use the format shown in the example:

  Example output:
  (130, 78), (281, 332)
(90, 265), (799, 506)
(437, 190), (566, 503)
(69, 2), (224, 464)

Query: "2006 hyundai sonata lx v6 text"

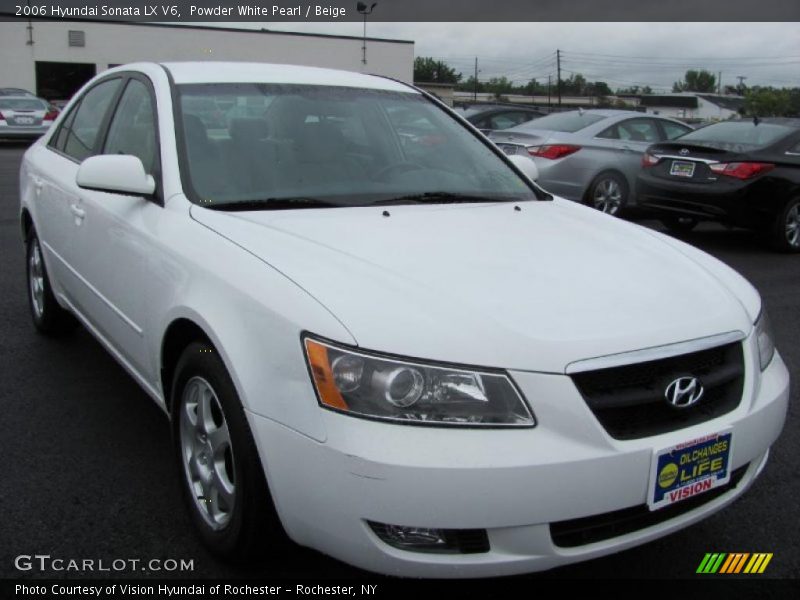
(19, 62), (789, 577)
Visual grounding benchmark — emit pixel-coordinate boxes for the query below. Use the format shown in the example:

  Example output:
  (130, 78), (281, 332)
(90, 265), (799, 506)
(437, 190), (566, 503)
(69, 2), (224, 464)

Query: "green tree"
(673, 70), (717, 93)
(593, 81), (612, 96)
(522, 78), (544, 95)
(744, 87), (794, 116)
(456, 75), (484, 94)
(484, 77), (514, 96)
(413, 57), (462, 84)
(561, 73), (588, 95)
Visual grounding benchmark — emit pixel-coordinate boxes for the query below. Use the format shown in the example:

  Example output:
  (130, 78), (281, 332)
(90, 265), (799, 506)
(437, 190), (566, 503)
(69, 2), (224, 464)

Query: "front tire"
(171, 341), (284, 562)
(586, 172), (628, 216)
(770, 197), (800, 253)
(26, 232), (76, 335)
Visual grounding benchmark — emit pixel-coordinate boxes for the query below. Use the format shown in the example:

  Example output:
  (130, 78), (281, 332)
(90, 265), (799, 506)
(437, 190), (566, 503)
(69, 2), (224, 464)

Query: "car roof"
(157, 61), (415, 93)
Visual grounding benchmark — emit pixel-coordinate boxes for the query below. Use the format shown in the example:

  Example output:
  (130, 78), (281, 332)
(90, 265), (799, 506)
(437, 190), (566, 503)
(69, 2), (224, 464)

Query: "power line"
(561, 50), (800, 61)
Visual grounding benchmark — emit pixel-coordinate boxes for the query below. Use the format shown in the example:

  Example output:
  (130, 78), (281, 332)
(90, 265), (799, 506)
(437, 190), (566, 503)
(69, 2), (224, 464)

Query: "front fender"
(149, 199), (355, 443)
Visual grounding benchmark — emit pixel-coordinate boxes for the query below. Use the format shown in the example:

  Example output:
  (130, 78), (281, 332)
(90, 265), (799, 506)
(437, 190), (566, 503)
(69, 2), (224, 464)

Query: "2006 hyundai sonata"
(19, 62), (789, 577)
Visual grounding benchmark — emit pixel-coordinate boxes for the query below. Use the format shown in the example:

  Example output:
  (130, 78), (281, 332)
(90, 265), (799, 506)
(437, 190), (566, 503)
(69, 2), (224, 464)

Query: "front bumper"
(246, 338), (789, 578)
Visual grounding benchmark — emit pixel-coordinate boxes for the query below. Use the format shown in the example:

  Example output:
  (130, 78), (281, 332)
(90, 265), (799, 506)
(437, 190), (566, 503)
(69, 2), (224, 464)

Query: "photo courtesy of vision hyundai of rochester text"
(18, 62), (789, 577)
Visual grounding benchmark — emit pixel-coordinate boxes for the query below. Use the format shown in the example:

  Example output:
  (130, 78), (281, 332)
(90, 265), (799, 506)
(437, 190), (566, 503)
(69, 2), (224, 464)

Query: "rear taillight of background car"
(43, 109), (59, 121)
(709, 162), (775, 180)
(642, 152), (660, 167)
(527, 144), (581, 160)
(0, 111), (5, 121)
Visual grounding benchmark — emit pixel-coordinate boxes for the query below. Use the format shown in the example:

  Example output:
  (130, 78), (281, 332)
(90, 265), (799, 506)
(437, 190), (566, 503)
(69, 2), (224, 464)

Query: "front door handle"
(70, 204), (86, 219)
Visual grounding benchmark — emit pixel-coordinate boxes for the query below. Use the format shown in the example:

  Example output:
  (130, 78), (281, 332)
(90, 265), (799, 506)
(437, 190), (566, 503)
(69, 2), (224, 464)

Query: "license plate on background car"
(670, 160), (696, 178)
(15, 117), (34, 125)
(647, 430), (732, 511)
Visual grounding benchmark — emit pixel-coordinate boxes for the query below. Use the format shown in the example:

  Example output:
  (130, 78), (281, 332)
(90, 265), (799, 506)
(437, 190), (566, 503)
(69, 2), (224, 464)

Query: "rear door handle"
(69, 204), (86, 219)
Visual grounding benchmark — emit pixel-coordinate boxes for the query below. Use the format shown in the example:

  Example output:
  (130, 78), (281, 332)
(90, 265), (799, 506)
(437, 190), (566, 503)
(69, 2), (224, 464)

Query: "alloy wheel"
(786, 203), (800, 248)
(592, 178), (623, 215)
(179, 376), (237, 530)
(28, 238), (45, 319)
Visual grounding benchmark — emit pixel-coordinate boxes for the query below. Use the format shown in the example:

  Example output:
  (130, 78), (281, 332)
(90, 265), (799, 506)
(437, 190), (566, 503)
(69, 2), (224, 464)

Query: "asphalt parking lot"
(1, 141), (798, 581)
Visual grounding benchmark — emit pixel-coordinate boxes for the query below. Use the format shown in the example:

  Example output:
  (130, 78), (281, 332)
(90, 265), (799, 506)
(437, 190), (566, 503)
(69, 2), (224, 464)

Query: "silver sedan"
(489, 109), (692, 215)
(0, 96), (57, 140)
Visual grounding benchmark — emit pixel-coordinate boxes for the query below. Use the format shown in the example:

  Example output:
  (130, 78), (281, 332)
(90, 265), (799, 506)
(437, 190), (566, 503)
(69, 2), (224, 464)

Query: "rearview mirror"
(507, 154), (539, 182)
(76, 155), (155, 196)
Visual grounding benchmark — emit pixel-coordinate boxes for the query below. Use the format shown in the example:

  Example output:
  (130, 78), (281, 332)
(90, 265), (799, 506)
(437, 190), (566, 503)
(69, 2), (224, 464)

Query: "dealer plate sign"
(648, 430), (732, 511)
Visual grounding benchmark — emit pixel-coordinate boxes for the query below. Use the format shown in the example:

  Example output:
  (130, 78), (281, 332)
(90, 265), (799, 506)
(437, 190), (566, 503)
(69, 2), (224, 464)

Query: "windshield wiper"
(371, 192), (513, 206)
(207, 197), (338, 211)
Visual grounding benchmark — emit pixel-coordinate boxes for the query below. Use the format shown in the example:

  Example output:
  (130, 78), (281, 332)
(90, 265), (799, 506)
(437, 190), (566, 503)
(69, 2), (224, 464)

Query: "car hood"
(190, 199), (758, 373)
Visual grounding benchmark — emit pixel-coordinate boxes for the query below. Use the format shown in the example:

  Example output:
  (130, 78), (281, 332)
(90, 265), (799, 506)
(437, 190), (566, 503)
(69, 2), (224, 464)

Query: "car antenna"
(753, 115), (760, 126)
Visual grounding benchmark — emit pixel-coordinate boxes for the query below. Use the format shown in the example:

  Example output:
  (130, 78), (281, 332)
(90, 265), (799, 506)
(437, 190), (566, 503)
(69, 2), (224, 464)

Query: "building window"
(68, 30), (85, 47)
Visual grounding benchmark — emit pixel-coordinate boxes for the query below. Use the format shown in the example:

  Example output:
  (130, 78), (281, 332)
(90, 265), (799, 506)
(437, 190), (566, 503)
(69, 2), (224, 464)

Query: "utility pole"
(718, 71), (722, 94)
(556, 49), (562, 109)
(356, 2), (377, 66)
(547, 74), (551, 109)
(25, 0), (34, 45)
(736, 75), (747, 95)
(473, 57), (478, 101)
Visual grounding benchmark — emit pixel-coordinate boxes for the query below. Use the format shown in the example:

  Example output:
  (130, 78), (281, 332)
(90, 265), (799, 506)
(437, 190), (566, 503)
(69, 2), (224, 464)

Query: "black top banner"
(1, 0), (799, 22)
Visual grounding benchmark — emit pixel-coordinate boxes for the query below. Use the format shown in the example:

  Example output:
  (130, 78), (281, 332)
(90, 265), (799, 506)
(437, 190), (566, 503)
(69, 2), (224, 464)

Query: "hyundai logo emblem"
(665, 376), (704, 408)
(679, 148), (690, 156)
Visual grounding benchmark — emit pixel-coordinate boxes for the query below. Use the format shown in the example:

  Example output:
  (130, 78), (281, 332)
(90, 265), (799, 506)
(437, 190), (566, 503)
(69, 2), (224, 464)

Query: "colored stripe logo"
(697, 553), (773, 574)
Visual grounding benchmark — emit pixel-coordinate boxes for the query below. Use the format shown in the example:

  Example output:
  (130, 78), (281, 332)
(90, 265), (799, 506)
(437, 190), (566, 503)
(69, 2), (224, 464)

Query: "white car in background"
(19, 62), (788, 577)
(0, 96), (58, 139)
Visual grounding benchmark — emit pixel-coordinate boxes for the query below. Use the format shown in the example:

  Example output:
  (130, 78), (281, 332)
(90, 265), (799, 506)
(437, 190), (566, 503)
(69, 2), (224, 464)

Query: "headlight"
(303, 336), (534, 427)
(755, 310), (775, 371)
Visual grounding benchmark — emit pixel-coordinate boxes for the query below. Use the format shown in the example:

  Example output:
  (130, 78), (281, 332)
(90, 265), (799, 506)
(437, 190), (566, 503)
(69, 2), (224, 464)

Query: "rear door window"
(617, 119), (660, 143)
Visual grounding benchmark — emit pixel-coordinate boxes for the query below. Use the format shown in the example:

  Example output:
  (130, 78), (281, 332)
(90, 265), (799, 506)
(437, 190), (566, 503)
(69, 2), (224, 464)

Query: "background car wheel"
(171, 341), (284, 562)
(661, 216), (699, 234)
(770, 197), (800, 253)
(587, 172), (628, 216)
(26, 231), (76, 336)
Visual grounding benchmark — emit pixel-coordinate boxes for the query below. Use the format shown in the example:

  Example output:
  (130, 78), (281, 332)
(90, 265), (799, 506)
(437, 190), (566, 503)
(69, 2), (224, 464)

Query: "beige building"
(0, 20), (414, 100)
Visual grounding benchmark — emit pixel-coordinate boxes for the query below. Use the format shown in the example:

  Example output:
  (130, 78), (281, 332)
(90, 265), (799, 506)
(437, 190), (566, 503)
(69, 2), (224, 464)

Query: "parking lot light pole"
(357, 2), (377, 65)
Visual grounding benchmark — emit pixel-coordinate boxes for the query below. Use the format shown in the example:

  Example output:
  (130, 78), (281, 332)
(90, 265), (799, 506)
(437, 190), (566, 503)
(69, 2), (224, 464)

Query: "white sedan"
(19, 62), (789, 577)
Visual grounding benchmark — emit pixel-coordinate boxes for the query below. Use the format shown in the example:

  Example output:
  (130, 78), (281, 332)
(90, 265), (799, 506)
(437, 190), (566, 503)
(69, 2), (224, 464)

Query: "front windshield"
(176, 83), (539, 208)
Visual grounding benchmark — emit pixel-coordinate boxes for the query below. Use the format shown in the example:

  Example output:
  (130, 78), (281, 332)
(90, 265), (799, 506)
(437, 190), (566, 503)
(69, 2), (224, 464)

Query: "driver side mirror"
(507, 154), (539, 182)
(76, 155), (155, 197)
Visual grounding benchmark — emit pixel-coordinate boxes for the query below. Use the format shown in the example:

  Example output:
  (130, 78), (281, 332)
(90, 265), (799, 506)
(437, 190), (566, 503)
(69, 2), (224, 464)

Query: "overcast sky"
(221, 22), (799, 91)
